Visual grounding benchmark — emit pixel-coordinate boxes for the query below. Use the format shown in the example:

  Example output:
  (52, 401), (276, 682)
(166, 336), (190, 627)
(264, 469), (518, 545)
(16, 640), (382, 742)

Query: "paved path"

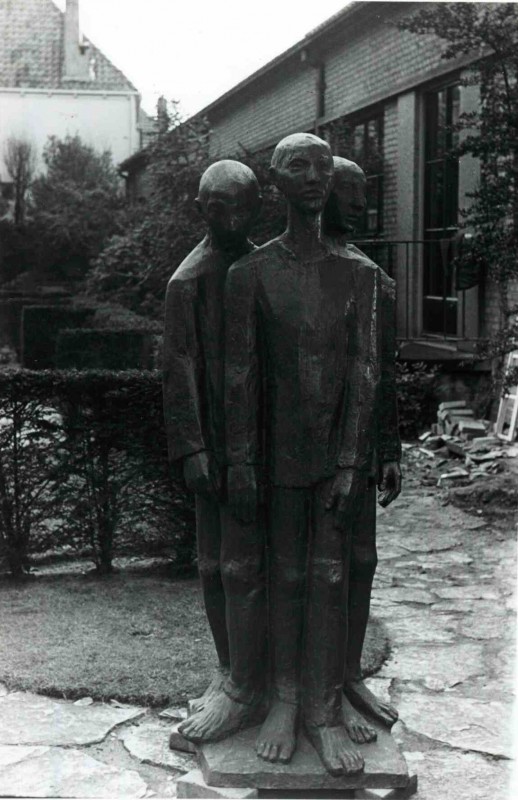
(0, 487), (515, 798)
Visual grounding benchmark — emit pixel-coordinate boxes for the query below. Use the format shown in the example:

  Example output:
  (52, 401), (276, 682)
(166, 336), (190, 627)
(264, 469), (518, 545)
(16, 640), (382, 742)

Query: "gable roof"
(0, 0), (136, 92)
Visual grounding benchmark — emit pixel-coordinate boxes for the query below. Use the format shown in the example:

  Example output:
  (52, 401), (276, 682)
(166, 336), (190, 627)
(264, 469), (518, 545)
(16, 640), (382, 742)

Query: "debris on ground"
(405, 399), (517, 490)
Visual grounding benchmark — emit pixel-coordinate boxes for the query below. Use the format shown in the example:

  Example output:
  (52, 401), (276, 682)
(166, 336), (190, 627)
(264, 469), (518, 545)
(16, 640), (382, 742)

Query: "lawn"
(0, 570), (389, 707)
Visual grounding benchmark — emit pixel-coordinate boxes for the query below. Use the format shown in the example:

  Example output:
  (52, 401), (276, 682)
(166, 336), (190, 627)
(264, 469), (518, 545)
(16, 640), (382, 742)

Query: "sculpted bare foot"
(345, 679), (398, 728)
(256, 699), (298, 764)
(342, 693), (377, 744)
(189, 665), (230, 714)
(305, 721), (364, 777)
(179, 690), (261, 744)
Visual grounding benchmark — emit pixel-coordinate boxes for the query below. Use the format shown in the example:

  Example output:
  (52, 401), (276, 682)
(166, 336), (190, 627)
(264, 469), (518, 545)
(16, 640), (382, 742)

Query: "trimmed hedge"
(21, 306), (94, 369)
(0, 369), (194, 577)
(55, 328), (156, 370)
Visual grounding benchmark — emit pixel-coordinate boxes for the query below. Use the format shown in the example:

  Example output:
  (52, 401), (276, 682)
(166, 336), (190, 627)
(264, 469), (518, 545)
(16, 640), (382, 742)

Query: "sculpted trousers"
(268, 475), (377, 724)
(195, 494), (230, 672)
(269, 478), (350, 724)
(196, 494), (266, 703)
(346, 477), (377, 683)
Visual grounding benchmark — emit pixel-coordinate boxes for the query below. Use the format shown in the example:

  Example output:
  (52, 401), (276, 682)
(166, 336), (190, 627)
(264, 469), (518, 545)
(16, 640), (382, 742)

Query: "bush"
(21, 306), (94, 369)
(396, 361), (440, 439)
(55, 329), (156, 370)
(0, 369), (195, 577)
(0, 370), (65, 577)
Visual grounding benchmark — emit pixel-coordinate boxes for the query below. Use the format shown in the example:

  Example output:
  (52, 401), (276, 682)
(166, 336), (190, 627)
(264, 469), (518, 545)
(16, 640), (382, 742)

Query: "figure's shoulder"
(331, 239), (395, 288)
(228, 238), (283, 279)
(168, 237), (213, 288)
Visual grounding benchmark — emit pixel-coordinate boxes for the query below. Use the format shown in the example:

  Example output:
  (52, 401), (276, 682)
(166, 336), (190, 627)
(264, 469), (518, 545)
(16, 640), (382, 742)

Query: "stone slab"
(159, 705), (189, 721)
(458, 614), (509, 640)
(199, 720), (411, 792)
(177, 769), (258, 798)
(169, 721), (198, 754)
(435, 586), (501, 601)
(379, 643), (485, 688)
(378, 610), (457, 646)
(120, 720), (196, 772)
(355, 774), (417, 798)
(403, 750), (511, 800)
(0, 692), (143, 746)
(0, 745), (147, 797)
(397, 695), (513, 758)
(380, 588), (437, 605)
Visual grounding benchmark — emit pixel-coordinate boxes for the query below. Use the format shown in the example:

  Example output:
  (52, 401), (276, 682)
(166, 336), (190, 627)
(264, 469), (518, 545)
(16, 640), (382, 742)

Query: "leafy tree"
(399, 3), (518, 368)
(89, 101), (285, 320)
(3, 136), (36, 225)
(30, 135), (123, 281)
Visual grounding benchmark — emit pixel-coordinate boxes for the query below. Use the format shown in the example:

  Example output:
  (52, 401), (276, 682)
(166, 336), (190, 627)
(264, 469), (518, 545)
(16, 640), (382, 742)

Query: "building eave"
(195, 1), (368, 119)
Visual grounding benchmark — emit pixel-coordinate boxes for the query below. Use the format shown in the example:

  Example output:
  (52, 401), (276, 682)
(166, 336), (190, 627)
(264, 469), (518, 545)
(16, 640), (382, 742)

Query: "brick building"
(184, 0), (514, 364)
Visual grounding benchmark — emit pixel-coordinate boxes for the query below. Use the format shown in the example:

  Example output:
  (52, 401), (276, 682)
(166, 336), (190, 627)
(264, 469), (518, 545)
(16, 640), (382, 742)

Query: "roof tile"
(0, 0), (136, 92)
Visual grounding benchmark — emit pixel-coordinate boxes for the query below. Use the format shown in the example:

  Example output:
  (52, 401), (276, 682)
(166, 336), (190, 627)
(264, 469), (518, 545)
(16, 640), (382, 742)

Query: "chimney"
(63, 0), (90, 82)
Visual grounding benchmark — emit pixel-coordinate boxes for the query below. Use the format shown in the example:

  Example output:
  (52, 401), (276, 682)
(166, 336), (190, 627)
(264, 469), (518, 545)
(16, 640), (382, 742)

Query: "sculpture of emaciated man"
(224, 133), (393, 776)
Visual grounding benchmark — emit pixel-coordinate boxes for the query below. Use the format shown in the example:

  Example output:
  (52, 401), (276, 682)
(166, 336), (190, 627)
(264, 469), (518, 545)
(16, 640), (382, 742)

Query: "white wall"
(0, 89), (139, 180)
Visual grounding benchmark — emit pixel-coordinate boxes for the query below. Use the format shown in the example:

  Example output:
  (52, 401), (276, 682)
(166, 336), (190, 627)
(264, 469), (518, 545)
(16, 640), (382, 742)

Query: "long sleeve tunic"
(163, 236), (253, 472)
(224, 238), (382, 488)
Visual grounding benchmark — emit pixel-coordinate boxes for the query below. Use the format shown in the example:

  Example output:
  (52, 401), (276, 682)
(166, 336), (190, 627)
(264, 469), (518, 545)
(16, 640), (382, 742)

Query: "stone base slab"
(198, 719), (414, 793)
(178, 769), (418, 799)
(177, 769), (258, 798)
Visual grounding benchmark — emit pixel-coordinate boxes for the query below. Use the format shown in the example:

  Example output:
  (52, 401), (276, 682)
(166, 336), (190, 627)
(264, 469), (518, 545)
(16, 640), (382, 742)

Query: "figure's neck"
(324, 222), (350, 242)
(207, 231), (251, 261)
(283, 207), (327, 260)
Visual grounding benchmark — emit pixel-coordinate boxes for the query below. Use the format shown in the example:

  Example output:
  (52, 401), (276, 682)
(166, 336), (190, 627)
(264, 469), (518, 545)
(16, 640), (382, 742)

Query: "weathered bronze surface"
(324, 157), (402, 738)
(163, 142), (404, 786)
(163, 160), (267, 744)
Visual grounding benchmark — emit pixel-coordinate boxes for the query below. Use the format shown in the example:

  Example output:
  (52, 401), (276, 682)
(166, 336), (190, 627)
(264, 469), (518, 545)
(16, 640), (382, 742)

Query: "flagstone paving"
(0, 485), (514, 798)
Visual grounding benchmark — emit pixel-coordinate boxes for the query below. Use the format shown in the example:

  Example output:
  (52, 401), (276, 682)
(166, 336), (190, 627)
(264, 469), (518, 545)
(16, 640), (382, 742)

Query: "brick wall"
(207, 2), (462, 158)
(209, 64), (316, 159)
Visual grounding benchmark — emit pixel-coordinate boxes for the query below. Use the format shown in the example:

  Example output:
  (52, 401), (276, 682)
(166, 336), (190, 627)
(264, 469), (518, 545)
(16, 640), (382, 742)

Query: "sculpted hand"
(227, 464), (257, 524)
(183, 451), (221, 498)
(378, 461), (401, 507)
(326, 467), (360, 530)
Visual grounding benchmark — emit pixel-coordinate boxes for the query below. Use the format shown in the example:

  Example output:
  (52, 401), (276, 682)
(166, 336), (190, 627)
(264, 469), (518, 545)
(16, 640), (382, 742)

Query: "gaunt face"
(271, 139), (334, 214)
(201, 183), (259, 244)
(197, 161), (261, 245)
(332, 169), (367, 232)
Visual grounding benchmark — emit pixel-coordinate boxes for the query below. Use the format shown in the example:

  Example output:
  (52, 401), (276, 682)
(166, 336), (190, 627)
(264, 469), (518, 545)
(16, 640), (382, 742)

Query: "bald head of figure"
(269, 133), (334, 214)
(196, 160), (261, 246)
(323, 156), (367, 235)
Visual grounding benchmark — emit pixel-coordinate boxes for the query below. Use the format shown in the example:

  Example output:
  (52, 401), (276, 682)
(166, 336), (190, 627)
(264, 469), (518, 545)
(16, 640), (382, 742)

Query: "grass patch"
(0, 571), (389, 706)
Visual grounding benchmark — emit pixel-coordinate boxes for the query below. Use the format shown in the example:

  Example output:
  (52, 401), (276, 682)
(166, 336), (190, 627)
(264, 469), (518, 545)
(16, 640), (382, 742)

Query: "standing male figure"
(323, 157), (402, 743)
(163, 160), (266, 744)
(224, 134), (384, 776)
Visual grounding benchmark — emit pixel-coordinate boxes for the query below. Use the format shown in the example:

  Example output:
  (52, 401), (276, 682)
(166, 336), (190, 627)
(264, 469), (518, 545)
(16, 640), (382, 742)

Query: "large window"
(423, 83), (460, 335)
(325, 112), (384, 236)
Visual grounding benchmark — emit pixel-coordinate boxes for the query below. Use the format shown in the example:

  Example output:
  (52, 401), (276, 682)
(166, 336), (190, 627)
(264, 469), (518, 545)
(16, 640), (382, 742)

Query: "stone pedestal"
(195, 720), (416, 797)
(170, 715), (417, 799)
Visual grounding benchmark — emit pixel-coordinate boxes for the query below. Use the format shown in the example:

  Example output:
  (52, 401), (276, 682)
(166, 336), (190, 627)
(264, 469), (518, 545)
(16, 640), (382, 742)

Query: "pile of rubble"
(404, 399), (518, 488)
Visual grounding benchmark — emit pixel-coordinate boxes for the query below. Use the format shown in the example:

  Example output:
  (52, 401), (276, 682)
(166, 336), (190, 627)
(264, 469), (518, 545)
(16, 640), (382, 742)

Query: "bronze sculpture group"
(163, 133), (402, 779)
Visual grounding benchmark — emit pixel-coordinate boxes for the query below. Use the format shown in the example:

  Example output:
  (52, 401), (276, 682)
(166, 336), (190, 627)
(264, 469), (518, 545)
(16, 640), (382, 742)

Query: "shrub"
(0, 369), (195, 576)
(0, 370), (65, 577)
(396, 361), (440, 439)
(55, 329), (156, 370)
(52, 370), (194, 574)
(21, 306), (94, 369)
